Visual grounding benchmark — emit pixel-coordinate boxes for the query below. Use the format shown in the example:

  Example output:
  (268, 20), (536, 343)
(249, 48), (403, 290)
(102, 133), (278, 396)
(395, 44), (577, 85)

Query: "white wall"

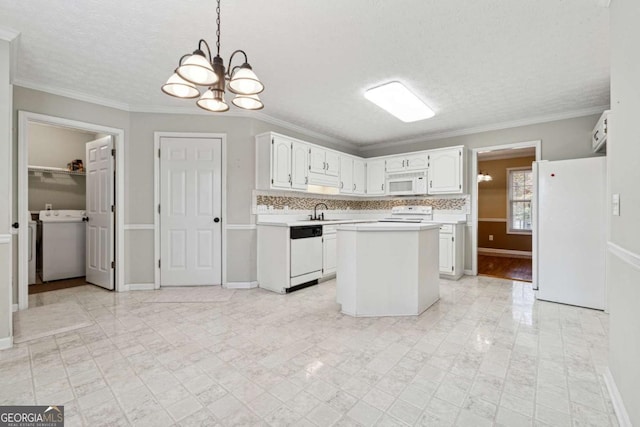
(608, 0), (640, 424)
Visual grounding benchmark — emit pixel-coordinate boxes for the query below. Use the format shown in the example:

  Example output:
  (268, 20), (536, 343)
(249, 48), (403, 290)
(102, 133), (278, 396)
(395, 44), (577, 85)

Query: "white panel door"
(86, 136), (114, 289)
(366, 160), (386, 195)
(291, 141), (308, 190)
(339, 156), (353, 194)
(428, 148), (462, 194)
(271, 136), (291, 188)
(353, 159), (366, 195)
(160, 137), (222, 286)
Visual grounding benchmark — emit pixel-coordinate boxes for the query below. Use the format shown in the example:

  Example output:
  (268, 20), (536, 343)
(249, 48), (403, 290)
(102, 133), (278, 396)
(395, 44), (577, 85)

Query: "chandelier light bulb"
(197, 89), (230, 112)
(176, 53), (218, 86)
(232, 93), (264, 110)
(161, 73), (200, 99)
(229, 64), (264, 95)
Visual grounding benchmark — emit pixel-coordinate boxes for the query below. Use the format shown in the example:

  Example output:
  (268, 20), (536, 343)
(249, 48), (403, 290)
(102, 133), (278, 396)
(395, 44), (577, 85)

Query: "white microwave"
(386, 170), (428, 195)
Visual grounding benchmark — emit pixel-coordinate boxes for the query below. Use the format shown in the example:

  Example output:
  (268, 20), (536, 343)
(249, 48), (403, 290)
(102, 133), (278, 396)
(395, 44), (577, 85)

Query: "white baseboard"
(478, 247), (532, 259)
(12, 304), (18, 312)
(0, 336), (13, 350)
(603, 367), (632, 427)
(127, 283), (155, 291)
(224, 281), (258, 289)
(464, 269), (474, 276)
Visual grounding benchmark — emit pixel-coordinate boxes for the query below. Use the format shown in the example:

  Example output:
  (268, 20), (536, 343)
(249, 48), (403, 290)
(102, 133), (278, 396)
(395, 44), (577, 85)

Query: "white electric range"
(379, 206), (434, 223)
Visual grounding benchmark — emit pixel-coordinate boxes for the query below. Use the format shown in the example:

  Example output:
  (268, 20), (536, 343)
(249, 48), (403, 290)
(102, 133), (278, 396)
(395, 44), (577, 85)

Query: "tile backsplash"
(255, 191), (469, 212)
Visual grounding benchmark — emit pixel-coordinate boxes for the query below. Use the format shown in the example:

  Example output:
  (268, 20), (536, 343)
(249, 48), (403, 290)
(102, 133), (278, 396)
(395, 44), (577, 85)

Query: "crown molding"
(14, 80), (356, 150)
(359, 105), (609, 152)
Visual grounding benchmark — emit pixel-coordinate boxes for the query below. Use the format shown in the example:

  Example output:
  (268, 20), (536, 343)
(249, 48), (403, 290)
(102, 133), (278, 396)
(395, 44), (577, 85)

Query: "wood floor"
(29, 276), (89, 294)
(478, 255), (532, 282)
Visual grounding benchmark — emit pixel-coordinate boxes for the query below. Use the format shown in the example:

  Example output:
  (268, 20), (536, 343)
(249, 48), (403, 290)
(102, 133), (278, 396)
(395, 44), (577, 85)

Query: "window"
(507, 167), (533, 233)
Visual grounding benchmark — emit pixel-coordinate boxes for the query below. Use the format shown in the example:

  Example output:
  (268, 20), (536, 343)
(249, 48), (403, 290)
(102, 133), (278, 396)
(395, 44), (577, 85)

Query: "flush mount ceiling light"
(364, 82), (435, 122)
(161, 0), (264, 111)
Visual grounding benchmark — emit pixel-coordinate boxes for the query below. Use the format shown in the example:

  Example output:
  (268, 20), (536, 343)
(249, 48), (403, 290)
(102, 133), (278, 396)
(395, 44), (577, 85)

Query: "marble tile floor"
(1, 276), (616, 427)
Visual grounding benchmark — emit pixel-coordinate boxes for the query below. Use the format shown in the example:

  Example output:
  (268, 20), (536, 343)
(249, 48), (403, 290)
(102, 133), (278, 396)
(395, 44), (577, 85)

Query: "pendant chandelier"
(161, 0), (264, 112)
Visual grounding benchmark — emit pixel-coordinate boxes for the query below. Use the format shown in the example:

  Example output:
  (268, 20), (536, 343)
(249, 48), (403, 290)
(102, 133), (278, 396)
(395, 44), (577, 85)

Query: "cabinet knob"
(214, 217), (220, 223)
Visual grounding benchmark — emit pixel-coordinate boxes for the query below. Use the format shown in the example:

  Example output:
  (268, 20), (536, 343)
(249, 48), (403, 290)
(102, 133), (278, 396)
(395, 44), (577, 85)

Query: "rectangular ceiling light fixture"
(364, 81), (435, 123)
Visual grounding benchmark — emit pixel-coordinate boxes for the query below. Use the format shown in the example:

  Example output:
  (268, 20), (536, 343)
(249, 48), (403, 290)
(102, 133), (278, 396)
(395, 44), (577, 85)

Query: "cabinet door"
(325, 151), (340, 177)
(439, 234), (454, 273)
(271, 136), (291, 188)
(353, 159), (366, 195)
(385, 156), (406, 173)
(323, 234), (337, 276)
(339, 156), (353, 194)
(428, 148), (463, 194)
(309, 146), (326, 174)
(405, 153), (429, 171)
(291, 141), (308, 190)
(366, 159), (386, 195)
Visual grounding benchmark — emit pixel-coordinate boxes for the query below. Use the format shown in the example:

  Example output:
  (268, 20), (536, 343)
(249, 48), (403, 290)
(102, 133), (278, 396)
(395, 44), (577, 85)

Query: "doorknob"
(213, 217), (220, 223)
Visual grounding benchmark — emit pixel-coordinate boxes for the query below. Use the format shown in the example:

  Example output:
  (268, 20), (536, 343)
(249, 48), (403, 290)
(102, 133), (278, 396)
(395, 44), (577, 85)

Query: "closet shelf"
(28, 166), (86, 176)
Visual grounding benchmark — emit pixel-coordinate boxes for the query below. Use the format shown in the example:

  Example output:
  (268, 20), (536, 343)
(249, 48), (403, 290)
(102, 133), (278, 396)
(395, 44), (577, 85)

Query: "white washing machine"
(39, 210), (86, 281)
(28, 218), (37, 285)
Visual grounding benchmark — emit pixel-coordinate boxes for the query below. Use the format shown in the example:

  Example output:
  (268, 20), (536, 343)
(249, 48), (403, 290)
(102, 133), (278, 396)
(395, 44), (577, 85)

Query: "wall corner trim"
(0, 336), (13, 350)
(463, 269), (474, 276)
(603, 368), (632, 427)
(224, 281), (258, 289)
(127, 283), (155, 291)
(607, 241), (640, 271)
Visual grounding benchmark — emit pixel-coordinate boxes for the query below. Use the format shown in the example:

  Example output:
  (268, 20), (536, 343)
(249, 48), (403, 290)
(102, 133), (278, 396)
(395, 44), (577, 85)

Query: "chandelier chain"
(216, 0), (221, 56)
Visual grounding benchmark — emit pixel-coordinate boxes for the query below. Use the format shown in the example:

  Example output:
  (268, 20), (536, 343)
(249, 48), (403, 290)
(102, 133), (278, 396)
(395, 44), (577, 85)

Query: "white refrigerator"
(533, 157), (606, 310)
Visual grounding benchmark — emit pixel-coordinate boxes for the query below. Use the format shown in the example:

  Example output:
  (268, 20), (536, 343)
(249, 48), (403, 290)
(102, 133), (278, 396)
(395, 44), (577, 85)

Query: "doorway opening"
(471, 141), (540, 282)
(17, 112), (125, 310)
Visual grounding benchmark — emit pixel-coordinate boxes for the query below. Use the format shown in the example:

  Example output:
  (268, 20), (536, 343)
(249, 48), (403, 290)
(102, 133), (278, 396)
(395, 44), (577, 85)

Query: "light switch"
(489, 235), (494, 241)
(612, 194), (620, 216)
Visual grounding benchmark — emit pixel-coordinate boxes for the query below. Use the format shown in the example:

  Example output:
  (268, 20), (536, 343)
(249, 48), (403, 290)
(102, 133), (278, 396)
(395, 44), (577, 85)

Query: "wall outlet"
(489, 235), (494, 241)
(283, 206), (289, 212)
(45, 203), (52, 210)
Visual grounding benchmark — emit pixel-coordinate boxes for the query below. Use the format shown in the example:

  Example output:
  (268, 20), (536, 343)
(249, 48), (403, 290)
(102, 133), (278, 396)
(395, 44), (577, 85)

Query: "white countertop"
(336, 222), (440, 232)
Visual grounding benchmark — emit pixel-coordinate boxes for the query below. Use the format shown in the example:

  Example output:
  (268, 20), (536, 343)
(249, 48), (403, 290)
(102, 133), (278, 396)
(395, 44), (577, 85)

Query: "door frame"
(17, 111), (125, 309)
(153, 132), (227, 289)
(470, 139), (541, 277)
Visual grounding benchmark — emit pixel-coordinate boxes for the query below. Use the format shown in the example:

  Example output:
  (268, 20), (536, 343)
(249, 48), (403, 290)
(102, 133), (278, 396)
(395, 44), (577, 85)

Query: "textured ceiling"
(0, 0), (610, 146)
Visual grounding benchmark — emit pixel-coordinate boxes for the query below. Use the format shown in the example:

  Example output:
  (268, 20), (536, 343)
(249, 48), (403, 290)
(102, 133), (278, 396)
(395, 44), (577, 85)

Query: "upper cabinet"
(427, 147), (464, 194)
(366, 159), (386, 195)
(308, 147), (340, 186)
(340, 156), (366, 195)
(256, 132), (465, 196)
(385, 153), (429, 173)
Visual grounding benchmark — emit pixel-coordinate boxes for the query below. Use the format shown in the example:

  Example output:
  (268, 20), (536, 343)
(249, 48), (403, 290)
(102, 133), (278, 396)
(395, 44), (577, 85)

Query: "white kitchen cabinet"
(340, 156), (366, 195)
(339, 155), (354, 194)
(291, 141), (309, 190)
(428, 147), (464, 194)
(353, 159), (366, 195)
(271, 135), (292, 189)
(386, 153), (429, 173)
(308, 146), (340, 187)
(323, 232), (337, 276)
(437, 223), (465, 280)
(366, 159), (386, 195)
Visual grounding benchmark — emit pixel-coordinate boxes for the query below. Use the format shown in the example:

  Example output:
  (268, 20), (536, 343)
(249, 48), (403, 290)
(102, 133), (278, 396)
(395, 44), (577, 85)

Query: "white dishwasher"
(289, 225), (323, 290)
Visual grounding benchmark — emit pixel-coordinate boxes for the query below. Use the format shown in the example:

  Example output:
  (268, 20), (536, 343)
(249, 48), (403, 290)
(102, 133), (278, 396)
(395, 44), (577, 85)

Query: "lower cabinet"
(323, 231), (337, 277)
(438, 223), (465, 280)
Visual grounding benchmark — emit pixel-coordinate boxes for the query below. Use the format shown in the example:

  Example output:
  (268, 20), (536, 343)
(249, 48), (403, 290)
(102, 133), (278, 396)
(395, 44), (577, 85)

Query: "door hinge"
(459, 184), (462, 189)
(111, 205), (114, 213)
(459, 150), (462, 156)
(452, 265), (454, 272)
(158, 204), (161, 214)
(111, 148), (116, 156)
(452, 236), (454, 242)
(158, 259), (161, 269)
(271, 178), (274, 184)
(271, 138), (274, 145)
(111, 261), (115, 269)
(158, 149), (161, 158)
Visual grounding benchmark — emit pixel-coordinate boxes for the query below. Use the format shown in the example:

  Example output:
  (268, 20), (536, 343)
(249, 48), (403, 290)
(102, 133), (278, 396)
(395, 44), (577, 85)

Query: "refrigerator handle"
(532, 161), (539, 291)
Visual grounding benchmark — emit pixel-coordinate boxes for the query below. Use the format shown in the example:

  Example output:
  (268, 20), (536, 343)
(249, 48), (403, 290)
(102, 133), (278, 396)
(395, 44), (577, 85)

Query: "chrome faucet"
(311, 203), (328, 221)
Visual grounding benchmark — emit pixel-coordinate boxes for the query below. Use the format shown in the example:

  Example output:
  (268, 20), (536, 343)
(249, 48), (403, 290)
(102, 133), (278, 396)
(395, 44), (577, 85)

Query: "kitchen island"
(336, 222), (440, 317)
